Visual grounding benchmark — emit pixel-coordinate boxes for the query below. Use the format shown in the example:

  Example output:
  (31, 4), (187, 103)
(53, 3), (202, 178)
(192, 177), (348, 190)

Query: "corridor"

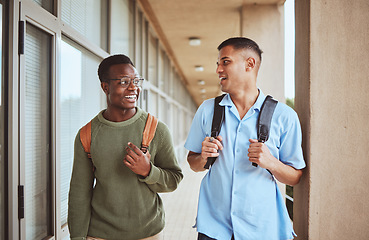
(161, 161), (206, 240)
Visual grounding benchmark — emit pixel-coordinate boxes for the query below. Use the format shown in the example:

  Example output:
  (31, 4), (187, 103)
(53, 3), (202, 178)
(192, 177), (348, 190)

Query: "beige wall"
(294, 0), (369, 239)
(241, 4), (285, 102)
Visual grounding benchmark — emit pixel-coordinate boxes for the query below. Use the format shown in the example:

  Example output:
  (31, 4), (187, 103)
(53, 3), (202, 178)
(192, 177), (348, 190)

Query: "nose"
(216, 64), (223, 74)
(127, 80), (138, 90)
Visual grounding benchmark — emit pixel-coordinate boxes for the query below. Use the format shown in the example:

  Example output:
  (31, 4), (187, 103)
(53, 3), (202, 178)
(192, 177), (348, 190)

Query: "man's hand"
(187, 136), (223, 172)
(201, 136), (223, 161)
(248, 139), (303, 186)
(248, 139), (278, 169)
(124, 142), (151, 177)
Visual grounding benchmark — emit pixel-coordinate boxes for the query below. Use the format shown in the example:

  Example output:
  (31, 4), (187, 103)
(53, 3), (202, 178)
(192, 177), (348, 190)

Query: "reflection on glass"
(59, 38), (102, 226)
(24, 23), (52, 240)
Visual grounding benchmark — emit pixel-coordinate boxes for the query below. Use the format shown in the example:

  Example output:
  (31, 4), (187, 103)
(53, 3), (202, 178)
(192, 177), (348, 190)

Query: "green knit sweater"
(68, 108), (183, 240)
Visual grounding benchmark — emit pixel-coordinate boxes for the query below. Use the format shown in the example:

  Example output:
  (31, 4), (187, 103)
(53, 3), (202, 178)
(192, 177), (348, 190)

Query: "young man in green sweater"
(68, 54), (183, 240)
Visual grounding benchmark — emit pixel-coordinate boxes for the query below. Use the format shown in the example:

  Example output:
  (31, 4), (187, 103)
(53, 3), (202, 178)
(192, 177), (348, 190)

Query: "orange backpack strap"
(141, 113), (158, 153)
(80, 121), (92, 159)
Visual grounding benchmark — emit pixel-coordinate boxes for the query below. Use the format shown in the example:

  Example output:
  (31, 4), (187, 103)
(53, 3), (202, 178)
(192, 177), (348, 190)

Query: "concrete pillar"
(294, 0), (369, 239)
(241, 4), (285, 102)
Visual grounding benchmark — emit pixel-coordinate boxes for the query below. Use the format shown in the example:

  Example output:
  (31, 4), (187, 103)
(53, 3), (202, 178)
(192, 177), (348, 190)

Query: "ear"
(101, 81), (109, 94)
(245, 57), (256, 72)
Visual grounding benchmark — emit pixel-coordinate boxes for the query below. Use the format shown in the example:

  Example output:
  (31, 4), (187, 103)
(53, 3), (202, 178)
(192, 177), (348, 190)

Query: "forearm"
(268, 157), (303, 186)
(139, 162), (183, 192)
(187, 151), (207, 172)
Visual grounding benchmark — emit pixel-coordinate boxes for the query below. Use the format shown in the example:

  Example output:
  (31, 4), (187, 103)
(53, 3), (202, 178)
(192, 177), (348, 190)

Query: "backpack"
(79, 113), (158, 165)
(204, 94), (278, 169)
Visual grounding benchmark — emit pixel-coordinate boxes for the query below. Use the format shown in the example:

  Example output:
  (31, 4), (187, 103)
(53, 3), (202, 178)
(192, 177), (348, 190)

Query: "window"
(148, 32), (158, 86)
(33, 0), (54, 14)
(158, 48), (165, 91)
(24, 23), (52, 239)
(149, 91), (158, 116)
(59, 38), (103, 227)
(135, 10), (143, 73)
(110, 0), (134, 57)
(61, 0), (108, 50)
(158, 96), (167, 123)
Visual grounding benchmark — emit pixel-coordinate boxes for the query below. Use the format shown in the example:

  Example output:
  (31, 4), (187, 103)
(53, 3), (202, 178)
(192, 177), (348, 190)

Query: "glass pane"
(24, 23), (52, 240)
(149, 91), (158, 116)
(33, 0), (54, 14)
(61, 0), (108, 50)
(158, 48), (165, 91)
(173, 106), (178, 146)
(148, 32), (157, 86)
(59, 38), (103, 226)
(110, 0), (134, 57)
(164, 54), (170, 95)
(141, 20), (148, 79)
(135, 10), (143, 73)
(159, 96), (166, 124)
(0, 3), (4, 239)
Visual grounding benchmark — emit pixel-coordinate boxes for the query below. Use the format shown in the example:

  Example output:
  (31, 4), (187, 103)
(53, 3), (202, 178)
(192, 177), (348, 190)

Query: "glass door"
(19, 20), (53, 240)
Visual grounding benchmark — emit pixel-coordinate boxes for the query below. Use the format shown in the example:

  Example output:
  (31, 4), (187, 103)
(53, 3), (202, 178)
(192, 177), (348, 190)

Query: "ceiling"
(140, 0), (285, 106)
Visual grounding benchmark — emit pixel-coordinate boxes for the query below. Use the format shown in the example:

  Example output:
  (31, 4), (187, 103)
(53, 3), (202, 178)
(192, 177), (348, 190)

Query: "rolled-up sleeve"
(139, 123), (183, 193)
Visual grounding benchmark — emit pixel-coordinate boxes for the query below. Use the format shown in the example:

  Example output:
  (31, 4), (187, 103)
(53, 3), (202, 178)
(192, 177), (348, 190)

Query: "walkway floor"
(160, 161), (206, 240)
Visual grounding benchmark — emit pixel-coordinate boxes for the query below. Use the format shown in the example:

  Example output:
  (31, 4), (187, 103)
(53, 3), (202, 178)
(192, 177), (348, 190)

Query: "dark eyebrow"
(217, 57), (230, 64)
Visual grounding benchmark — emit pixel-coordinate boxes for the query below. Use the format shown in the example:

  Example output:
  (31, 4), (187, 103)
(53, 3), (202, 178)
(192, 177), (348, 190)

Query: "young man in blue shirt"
(185, 37), (306, 240)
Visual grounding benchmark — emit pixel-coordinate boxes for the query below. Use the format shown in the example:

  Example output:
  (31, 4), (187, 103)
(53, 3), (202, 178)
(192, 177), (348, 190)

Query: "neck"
(103, 107), (137, 122)
(229, 87), (259, 119)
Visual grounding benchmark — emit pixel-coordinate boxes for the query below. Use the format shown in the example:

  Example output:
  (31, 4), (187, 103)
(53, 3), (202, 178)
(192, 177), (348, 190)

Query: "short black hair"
(217, 37), (263, 61)
(98, 54), (135, 82)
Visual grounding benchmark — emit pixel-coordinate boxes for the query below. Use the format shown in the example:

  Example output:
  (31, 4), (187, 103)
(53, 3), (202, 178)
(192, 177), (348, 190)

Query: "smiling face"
(102, 63), (141, 112)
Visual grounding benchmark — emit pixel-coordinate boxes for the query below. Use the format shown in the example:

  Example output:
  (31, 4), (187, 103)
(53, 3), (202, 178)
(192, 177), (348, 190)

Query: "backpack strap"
(80, 121), (92, 159)
(204, 94), (226, 169)
(79, 113), (158, 173)
(141, 113), (158, 153)
(253, 95), (278, 167)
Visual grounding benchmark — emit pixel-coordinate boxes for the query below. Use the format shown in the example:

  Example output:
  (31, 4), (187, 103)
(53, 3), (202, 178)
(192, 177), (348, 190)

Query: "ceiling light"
(200, 88), (206, 93)
(189, 37), (201, 46)
(195, 65), (204, 72)
(197, 80), (205, 85)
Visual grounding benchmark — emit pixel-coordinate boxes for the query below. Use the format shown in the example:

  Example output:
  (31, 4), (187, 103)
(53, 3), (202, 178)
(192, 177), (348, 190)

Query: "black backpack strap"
(253, 95), (278, 167)
(204, 94), (226, 169)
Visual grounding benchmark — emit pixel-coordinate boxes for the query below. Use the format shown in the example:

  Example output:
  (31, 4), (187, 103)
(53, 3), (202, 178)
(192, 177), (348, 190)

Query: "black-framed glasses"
(108, 76), (144, 88)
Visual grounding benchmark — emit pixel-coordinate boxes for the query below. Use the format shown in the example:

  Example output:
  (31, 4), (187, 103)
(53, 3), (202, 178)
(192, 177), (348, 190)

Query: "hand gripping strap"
(80, 121), (92, 159)
(141, 113), (158, 153)
(204, 94), (226, 169)
(252, 95), (278, 167)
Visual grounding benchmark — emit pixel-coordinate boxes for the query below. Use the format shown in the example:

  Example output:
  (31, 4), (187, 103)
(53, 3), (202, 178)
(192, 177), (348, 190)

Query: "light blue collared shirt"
(185, 91), (305, 240)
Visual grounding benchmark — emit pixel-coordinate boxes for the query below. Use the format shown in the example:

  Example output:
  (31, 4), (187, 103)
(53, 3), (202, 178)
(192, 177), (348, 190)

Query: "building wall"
(241, 4), (285, 102)
(294, 0), (369, 239)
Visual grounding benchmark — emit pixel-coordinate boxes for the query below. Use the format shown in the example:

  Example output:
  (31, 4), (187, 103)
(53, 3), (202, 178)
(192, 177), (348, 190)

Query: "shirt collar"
(219, 89), (266, 112)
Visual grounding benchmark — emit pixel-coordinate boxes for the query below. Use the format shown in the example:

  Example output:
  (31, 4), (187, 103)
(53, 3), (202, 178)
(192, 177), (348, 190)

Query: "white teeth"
(125, 95), (136, 99)
(220, 77), (227, 80)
